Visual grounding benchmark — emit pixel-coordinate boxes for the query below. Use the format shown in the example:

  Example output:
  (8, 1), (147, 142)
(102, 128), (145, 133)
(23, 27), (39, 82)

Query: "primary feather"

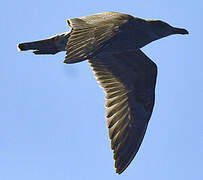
(17, 11), (188, 174)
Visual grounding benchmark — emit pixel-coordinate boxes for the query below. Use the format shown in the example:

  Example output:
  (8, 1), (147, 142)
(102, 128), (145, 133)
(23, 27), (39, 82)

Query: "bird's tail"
(17, 32), (70, 55)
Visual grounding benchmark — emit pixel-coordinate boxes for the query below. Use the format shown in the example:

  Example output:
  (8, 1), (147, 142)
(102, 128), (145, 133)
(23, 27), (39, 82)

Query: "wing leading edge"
(88, 49), (157, 174)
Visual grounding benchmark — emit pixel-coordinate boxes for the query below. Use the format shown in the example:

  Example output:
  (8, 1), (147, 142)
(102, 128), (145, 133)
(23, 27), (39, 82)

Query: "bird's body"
(18, 12), (188, 174)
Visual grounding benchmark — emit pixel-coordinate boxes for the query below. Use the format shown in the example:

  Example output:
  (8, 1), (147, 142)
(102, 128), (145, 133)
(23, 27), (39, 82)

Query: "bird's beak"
(172, 27), (189, 35)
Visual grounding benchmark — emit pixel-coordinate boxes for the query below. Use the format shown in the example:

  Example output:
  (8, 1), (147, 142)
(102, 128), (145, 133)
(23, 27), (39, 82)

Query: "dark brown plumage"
(89, 50), (157, 173)
(17, 12), (188, 174)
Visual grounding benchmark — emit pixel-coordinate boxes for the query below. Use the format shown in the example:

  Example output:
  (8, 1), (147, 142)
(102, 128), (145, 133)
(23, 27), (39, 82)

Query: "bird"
(17, 11), (188, 174)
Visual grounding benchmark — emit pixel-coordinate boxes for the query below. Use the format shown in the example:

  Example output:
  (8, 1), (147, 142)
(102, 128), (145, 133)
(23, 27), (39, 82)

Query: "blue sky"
(1, 0), (203, 179)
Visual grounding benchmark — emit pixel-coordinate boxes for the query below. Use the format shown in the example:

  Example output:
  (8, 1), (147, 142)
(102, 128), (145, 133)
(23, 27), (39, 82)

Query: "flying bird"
(17, 12), (188, 174)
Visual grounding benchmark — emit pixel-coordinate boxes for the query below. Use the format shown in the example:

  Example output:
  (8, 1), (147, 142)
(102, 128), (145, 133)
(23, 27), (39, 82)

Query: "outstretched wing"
(88, 50), (157, 174)
(64, 12), (133, 64)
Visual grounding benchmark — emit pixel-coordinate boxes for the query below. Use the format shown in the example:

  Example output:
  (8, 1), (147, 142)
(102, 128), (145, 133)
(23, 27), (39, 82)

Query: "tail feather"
(18, 32), (69, 55)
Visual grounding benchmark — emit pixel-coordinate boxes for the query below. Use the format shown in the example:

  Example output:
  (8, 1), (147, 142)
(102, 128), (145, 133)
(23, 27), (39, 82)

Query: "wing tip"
(114, 158), (133, 175)
(116, 168), (125, 174)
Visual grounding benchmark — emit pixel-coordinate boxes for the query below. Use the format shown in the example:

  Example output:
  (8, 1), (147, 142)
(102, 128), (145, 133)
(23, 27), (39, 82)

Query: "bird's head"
(147, 20), (189, 40)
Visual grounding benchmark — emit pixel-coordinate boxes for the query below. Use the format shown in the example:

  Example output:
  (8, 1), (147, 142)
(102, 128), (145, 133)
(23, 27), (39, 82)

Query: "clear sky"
(1, 0), (202, 179)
